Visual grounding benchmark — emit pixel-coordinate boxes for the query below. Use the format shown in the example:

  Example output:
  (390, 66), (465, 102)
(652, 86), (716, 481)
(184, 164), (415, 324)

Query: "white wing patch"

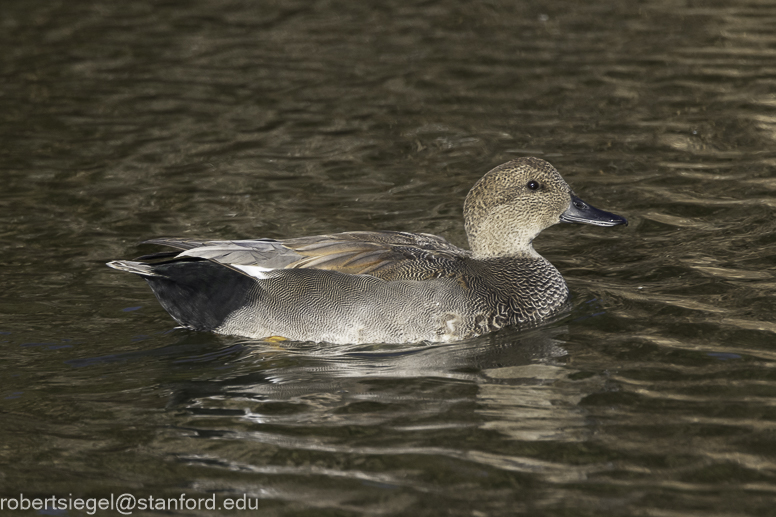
(232, 264), (275, 280)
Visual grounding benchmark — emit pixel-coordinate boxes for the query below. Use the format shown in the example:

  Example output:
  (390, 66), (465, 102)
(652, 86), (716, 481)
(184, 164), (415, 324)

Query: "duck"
(107, 157), (626, 344)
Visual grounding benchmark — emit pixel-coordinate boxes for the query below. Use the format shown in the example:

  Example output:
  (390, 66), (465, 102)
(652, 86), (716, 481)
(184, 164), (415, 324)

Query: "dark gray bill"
(560, 194), (628, 227)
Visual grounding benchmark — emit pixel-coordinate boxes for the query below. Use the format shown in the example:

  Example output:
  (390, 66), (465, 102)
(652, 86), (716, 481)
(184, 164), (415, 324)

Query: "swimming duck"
(108, 157), (626, 344)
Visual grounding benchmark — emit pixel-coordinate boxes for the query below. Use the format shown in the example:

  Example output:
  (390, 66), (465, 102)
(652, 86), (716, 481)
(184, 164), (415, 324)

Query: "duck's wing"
(143, 231), (469, 279)
(282, 231), (468, 277)
(141, 237), (303, 270)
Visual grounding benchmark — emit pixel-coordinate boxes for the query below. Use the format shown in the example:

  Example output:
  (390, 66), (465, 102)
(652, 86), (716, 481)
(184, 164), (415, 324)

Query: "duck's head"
(463, 157), (627, 258)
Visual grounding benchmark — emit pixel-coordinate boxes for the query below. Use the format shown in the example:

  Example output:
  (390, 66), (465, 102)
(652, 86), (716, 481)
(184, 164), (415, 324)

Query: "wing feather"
(141, 231), (470, 280)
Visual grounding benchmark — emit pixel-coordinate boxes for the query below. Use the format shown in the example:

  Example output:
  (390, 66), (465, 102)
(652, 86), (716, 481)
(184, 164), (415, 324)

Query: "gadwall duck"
(108, 157), (626, 344)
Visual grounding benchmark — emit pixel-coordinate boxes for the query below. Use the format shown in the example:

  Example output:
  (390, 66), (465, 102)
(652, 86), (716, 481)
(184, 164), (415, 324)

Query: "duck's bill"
(560, 194), (628, 227)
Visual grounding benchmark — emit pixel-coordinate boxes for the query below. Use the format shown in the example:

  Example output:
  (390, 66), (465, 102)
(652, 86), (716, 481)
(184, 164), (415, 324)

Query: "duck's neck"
(467, 221), (543, 259)
(465, 206), (546, 260)
(469, 238), (542, 260)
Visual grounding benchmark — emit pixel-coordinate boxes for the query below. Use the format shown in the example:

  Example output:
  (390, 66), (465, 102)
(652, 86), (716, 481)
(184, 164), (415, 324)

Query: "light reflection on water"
(1, 0), (776, 515)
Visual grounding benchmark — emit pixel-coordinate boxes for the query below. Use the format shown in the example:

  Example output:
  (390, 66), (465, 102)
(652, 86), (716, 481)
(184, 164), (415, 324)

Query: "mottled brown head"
(463, 157), (573, 258)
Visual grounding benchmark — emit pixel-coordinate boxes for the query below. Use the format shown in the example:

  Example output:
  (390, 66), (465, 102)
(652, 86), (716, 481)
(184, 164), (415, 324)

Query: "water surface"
(2, 0), (776, 515)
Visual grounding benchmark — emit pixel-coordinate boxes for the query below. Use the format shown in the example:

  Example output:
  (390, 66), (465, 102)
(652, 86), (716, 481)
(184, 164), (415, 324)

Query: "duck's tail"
(107, 258), (258, 332)
(106, 260), (161, 277)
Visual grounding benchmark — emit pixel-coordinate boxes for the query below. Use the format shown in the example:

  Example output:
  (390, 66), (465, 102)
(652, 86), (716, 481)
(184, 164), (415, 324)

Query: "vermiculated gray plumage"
(108, 157), (626, 344)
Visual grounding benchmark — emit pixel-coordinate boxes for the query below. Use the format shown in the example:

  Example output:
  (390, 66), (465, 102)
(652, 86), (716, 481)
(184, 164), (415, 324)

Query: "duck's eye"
(526, 180), (540, 191)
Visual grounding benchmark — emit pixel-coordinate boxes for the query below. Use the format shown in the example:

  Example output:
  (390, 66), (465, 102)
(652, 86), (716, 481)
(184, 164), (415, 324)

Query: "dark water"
(2, 0), (776, 515)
